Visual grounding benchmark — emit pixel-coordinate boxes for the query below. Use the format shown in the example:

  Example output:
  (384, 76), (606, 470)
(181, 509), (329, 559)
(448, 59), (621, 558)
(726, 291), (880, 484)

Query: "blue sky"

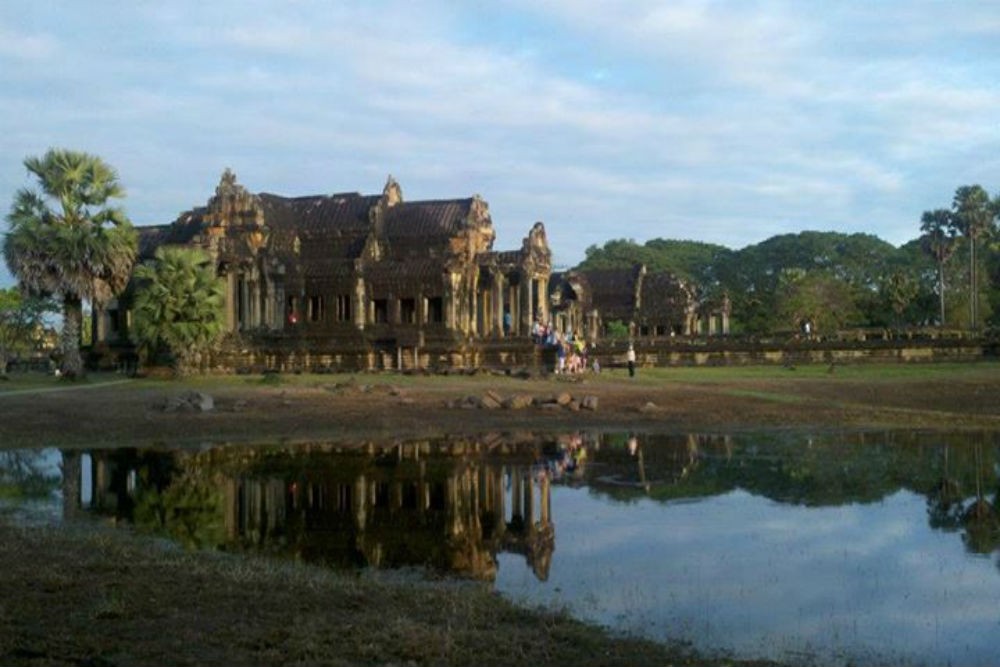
(2, 1), (1000, 288)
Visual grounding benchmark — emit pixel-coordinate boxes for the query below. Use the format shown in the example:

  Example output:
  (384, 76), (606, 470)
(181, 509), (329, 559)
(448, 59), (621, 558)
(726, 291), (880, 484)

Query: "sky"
(2, 1), (1000, 288)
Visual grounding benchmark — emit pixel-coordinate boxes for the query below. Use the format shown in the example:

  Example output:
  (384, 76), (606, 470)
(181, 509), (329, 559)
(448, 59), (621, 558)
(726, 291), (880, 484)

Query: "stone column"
(538, 276), (549, 325)
(225, 272), (237, 331)
(251, 280), (262, 327)
(470, 289), (478, 336)
(353, 277), (366, 330)
(521, 278), (533, 335)
(493, 276), (504, 337)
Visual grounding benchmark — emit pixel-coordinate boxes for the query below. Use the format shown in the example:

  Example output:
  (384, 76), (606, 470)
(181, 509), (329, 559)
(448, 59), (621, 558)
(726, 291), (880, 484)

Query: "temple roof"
(579, 266), (644, 321)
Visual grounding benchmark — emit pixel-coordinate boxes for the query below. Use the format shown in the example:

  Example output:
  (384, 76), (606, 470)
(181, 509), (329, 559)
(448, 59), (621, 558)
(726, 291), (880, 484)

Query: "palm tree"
(132, 246), (225, 376)
(884, 270), (917, 328)
(3, 149), (137, 376)
(919, 208), (958, 326)
(951, 185), (996, 330)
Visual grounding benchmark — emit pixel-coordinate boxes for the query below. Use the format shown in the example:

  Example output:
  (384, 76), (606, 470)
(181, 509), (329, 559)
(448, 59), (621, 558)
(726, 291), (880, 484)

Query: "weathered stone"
(163, 391), (214, 413)
(503, 394), (534, 410)
(638, 401), (659, 413)
(483, 389), (503, 404)
(480, 394), (502, 409)
(567, 400), (581, 411)
(581, 395), (599, 411)
(540, 402), (563, 410)
(459, 395), (481, 409)
(555, 392), (573, 406)
(185, 391), (214, 412)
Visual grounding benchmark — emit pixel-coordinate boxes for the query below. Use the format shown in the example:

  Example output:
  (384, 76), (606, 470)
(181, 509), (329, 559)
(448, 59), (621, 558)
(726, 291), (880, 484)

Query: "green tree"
(919, 209), (958, 326)
(132, 246), (225, 376)
(775, 268), (862, 334)
(725, 232), (894, 333)
(882, 270), (919, 328)
(3, 149), (137, 377)
(0, 287), (57, 373)
(951, 185), (996, 330)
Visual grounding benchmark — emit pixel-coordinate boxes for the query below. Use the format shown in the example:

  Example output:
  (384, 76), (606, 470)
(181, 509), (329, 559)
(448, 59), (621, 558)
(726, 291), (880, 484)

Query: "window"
(426, 297), (444, 324)
(400, 298), (416, 324)
(373, 299), (388, 323)
(307, 296), (324, 322)
(335, 294), (351, 322)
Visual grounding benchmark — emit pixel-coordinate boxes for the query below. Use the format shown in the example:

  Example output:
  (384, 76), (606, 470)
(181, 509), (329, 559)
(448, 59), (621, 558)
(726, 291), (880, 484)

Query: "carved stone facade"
(549, 264), (729, 340)
(95, 171), (553, 370)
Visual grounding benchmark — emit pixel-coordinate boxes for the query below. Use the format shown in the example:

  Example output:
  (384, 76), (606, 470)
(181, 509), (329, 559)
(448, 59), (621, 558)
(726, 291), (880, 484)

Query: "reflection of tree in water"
(570, 431), (1000, 561)
(0, 450), (59, 499)
(959, 440), (1000, 555)
(927, 442), (964, 531)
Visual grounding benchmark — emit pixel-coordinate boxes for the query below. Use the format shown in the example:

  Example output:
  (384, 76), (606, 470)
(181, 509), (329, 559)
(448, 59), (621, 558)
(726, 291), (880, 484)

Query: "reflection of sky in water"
(0, 448), (63, 526)
(496, 487), (1000, 667)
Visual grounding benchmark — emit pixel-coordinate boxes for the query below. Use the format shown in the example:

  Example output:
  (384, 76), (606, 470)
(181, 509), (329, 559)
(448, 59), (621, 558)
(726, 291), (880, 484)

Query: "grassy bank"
(0, 520), (773, 667)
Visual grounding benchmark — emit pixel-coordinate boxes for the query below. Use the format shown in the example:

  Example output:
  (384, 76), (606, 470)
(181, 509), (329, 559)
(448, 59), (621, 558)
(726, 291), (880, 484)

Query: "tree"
(0, 287), (57, 373)
(882, 270), (918, 328)
(919, 209), (958, 326)
(132, 246), (225, 376)
(3, 149), (137, 376)
(775, 268), (862, 334)
(951, 185), (996, 329)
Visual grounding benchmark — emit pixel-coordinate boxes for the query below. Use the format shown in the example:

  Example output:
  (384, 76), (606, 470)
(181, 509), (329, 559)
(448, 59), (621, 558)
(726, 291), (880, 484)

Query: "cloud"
(0, 26), (58, 61)
(1, 0), (999, 284)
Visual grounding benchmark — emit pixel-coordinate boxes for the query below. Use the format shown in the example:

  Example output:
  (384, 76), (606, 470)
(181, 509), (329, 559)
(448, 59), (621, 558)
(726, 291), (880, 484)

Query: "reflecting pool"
(4, 431), (1000, 666)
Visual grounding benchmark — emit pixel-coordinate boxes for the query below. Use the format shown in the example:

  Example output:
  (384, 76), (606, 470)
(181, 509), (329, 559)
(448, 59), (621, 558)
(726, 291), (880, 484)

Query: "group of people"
(553, 335), (596, 374)
(515, 313), (639, 378)
(531, 319), (600, 375)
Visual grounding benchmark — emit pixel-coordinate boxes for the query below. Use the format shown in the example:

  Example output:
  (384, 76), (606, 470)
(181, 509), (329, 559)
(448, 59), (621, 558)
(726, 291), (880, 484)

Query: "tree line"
(578, 185), (1000, 335)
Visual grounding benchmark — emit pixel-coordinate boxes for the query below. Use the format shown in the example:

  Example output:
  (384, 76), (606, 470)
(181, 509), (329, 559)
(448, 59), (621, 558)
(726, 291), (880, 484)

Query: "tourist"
(503, 310), (512, 337)
(626, 343), (636, 378)
(556, 340), (567, 374)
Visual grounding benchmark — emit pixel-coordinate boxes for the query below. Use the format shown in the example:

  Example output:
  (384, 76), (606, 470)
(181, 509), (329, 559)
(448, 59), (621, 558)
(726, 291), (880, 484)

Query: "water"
(4, 431), (1000, 666)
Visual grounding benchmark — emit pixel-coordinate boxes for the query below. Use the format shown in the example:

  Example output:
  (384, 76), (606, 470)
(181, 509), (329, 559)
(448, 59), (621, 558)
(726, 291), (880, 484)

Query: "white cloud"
(2, 0), (999, 286)
(0, 26), (58, 61)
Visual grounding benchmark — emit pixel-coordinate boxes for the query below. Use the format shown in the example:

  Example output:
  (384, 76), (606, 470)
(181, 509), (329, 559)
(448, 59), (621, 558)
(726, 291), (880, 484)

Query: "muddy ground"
(2, 363), (999, 450)
(1, 363), (999, 666)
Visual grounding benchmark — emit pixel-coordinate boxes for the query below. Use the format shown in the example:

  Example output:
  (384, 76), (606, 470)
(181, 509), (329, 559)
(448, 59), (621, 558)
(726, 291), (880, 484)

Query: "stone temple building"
(94, 171), (553, 370)
(92, 170), (727, 372)
(548, 264), (730, 343)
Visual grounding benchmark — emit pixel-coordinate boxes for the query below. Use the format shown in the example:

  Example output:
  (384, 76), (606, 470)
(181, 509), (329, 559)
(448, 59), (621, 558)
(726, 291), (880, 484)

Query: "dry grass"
(0, 521), (768, 667)
(2, 362), (999, 450)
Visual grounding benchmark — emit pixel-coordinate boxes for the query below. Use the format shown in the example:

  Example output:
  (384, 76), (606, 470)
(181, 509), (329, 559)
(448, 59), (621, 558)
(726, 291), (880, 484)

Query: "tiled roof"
(639, 271), (691, 318)
(580, 266), (642, 320)
(383, 199), (472, 239)
(136, 210), (206, 260)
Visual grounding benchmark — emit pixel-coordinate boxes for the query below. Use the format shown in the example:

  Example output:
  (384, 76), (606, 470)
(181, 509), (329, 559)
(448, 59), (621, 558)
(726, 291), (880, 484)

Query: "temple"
(92, 170), (726, 372)
(96, 171), (553, 370)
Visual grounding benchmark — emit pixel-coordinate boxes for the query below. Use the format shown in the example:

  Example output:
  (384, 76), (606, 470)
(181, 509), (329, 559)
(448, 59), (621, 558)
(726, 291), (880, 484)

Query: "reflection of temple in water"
(73, 441), (555, 581)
